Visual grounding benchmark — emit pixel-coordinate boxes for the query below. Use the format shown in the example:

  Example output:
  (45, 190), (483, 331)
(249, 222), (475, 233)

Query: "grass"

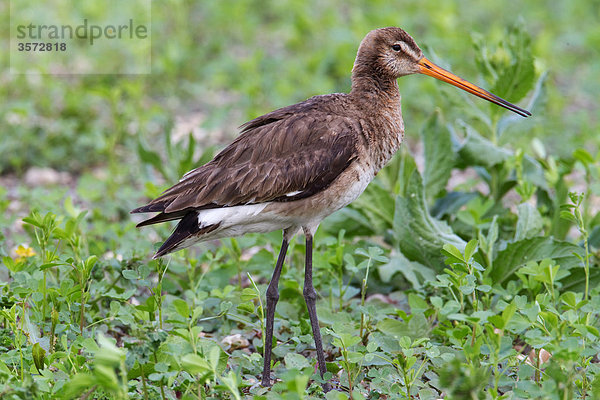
(1, 0), (600, 399)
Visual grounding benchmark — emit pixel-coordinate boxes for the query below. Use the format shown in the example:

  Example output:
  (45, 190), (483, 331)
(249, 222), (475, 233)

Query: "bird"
(131, 27), (531, 390)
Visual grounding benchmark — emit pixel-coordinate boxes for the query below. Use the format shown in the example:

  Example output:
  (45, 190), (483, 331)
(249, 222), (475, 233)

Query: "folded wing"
(132, 98), (360, 230)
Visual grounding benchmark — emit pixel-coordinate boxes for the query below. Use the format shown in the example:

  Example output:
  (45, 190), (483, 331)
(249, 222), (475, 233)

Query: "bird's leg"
(303, 234), (331, 392)
(261, 238), (289, 387)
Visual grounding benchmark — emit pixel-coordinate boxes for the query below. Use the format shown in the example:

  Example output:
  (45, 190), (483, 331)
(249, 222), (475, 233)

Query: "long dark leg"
(303, 234), (331, 391)
(261, 238), (289, 387)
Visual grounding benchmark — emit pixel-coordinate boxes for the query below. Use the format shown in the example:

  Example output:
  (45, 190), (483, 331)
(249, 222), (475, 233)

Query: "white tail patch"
(285, 190), (303, 197)
(198, 203), (269, 229)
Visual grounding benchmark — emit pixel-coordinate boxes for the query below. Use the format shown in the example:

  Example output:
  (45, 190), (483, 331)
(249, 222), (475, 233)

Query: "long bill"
(418, 57), (531, 118)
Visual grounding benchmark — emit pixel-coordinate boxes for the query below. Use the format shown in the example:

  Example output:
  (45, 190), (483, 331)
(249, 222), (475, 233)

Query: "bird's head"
(353, 27), (531, 117)
(355, 27), (424, 78)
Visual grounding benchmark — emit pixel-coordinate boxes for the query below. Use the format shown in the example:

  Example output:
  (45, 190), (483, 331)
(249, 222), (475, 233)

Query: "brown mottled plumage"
(132, 27), (530, 390)
(136, 95), (359, 217)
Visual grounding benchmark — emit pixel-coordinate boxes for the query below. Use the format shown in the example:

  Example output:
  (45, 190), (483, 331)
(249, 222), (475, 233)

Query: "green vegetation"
(1, 1), (600, 399)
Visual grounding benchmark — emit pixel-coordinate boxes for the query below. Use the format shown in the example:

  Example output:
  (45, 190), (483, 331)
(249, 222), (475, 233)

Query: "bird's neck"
(350, 63), (400, 104)
(349, 62), (404, 171)
(350, 73), (400, 109)
(350, 66), (400, 111)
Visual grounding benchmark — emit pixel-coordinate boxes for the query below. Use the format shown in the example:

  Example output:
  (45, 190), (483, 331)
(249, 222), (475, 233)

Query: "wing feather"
(132, 95), (361, 222)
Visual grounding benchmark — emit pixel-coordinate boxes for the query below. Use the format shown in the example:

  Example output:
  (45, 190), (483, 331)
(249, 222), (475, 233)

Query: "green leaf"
(522, 155), (548, 190)
(431, 191), (479, 218)
(172, 299), (190, 319)
(497, 72), (547, 138)
(476, 284), (492, 293)
(284, 353), (311, 369)
(177, 133), (198, 178)
(181, 353), (211, 375)
(22, 215), (44, 229)
(377, 252), (436, 289)
(459, 285), (475, 295)
(200, 339), (228, 375)
(349, 147), (418, 235)
(560, 291), (578, 309)
(490, 23), (535, 107)
(2, 256), (19, 273)
(346, 351), (364, 363)
(589, 226), (600, 249)
(442, 244), (464, 263)
(59, 373), (97, 398)
(501, 301), (517, 329)
(32, 342), (46, 373)
(482, 216), (499, 253)
(560, 267), (600, 293)
(240, 287), (258, 301)
(463, 239), (478, 262)
(220, 370), (242, 400)
(488, 315), (504, 329)
(84, 255), (98, 274)
(456, 123), (547, 191)
(137, 140), (167, 178)
(393, 170), (465, 270)
(490, 237), (584, 284)
(457, 123), (511, 168)
(573, 148), (595, 166)
(376, 314), (430, 340)
(326, 391), (348, 400)
(422, 110), (455, 198)
(540, 259), (561, 285)
(430, 296), (443, 310)
(408, 293), (429, 315)
(39, 262), (66, 271)
(122, 270), (138, 280)
(340, 333), (362, 348)
(515, 203), (543, 241)
(236, 302), (254, 314)
(560, 210), (577, 223)
(208, 344), (222, 372)
(366, 341), (379, 353)
(95, 334), (126, 367)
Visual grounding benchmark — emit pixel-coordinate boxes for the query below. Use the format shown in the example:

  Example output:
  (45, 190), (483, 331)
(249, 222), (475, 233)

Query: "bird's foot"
(313, 363), (332, 392)
(260, 376), (272, 387)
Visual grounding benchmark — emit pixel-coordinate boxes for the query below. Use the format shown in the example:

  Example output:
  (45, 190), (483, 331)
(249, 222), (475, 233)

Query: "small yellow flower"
(15, 244), (36, 262)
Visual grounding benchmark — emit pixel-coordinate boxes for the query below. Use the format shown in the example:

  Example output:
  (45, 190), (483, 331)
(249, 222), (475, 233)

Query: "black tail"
(132, 200), (192, 228)
(131, 202), (169, 214)
(135, 211), (188, 227)
(153, 212), (219, 258)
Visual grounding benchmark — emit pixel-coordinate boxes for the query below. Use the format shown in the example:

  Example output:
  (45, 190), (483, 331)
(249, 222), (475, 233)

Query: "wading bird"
(132, 27), (530, 390)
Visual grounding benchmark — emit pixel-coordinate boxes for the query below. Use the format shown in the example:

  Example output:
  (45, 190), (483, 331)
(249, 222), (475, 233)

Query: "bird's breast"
(265, 161), (374, 224)
(364, 112), (405, 173)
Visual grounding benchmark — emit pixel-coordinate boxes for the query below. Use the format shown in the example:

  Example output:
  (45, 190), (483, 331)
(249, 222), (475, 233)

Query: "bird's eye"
(392, 44), (402, 51)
